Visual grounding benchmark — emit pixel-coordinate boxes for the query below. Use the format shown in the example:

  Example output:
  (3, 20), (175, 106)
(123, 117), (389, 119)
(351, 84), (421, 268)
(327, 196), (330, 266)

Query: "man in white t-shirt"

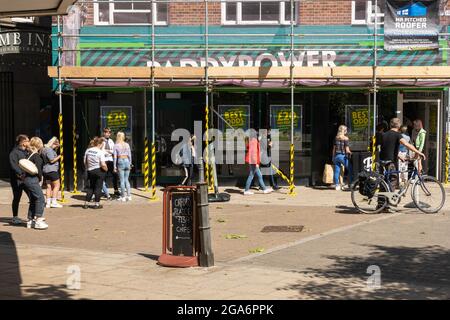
(102, 128), (119, 198)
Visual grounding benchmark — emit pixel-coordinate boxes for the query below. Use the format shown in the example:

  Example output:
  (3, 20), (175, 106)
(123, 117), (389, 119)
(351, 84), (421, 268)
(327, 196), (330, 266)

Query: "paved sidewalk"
(1, 212), (449, 299)
(1, 182), (449, 299)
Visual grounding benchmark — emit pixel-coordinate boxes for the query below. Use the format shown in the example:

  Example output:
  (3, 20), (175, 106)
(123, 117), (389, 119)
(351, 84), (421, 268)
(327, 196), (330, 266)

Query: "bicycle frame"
(377, 160), (430, 206)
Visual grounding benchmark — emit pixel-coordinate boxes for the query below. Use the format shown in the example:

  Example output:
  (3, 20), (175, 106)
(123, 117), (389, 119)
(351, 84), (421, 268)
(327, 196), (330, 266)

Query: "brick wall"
(168, 2), (221, 25)
(300, 0), (352, 25)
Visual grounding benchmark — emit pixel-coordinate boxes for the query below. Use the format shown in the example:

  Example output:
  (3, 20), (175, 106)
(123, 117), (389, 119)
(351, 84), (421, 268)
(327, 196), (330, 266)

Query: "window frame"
(221, 1), (297, 26)
(351, 0), (384, 25)
(93, 0), (168, 26)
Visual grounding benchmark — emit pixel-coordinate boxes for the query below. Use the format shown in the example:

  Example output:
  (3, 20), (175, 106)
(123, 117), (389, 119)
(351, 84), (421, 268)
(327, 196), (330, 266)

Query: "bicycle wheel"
(412, 175), (446, 214)
(351, 178), (390, 214)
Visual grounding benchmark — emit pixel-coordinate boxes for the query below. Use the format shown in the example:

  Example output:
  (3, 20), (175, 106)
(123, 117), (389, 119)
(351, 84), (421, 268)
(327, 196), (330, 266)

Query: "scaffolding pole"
(289, 0), (296, 196)
(72, 88), (80, 194)
(57, 15), (67, 203)
(373, 0), (378, 136)
(150, 0), (158, 200)
(204, 0), (213, 190)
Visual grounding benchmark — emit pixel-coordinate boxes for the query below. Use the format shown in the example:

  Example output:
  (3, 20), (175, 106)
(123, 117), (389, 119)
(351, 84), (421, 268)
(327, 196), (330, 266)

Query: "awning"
(0, 0), (77, 17)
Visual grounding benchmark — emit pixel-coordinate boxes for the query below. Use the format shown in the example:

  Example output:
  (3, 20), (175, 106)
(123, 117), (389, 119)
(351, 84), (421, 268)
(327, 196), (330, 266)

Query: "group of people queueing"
(83, 128), (132, 209)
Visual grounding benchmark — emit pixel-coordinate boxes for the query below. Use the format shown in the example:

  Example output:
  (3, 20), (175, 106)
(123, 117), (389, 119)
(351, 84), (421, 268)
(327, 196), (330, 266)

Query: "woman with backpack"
(42, 137), (63, 208)
(332, 125), (353, 191)
(24, 137), (48, 230)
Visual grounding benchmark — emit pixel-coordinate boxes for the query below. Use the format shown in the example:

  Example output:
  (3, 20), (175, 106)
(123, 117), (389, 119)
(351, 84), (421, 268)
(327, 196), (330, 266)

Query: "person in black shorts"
(42, 137), (63, 208)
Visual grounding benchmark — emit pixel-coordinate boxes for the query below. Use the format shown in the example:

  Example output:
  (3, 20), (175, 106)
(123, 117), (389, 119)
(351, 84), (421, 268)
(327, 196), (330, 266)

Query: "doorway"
(402, 99), (442, 178)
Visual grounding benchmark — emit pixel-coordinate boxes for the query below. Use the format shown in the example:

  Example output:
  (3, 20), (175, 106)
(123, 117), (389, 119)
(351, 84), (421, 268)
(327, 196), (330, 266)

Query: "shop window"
(94, 0), (168, 25)
(222, 1), (296, 25)
(351, 0), (384, 25)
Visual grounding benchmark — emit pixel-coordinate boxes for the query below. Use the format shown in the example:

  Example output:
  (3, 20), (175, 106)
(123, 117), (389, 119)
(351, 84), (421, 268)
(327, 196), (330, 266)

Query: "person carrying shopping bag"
(332, 125), (353, 191)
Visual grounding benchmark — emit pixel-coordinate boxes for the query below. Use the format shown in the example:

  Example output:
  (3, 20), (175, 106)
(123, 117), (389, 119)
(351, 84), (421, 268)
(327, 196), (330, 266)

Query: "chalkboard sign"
(171, 192), (194, 256)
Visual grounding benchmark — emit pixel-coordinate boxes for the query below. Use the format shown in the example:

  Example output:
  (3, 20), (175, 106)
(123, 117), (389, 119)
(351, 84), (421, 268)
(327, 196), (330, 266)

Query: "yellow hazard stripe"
(144, 137), (149, 192)
(72, 124), (78, 193)
(289, 143), (296, 195)
(271, 164), (290, 184)
(151, 142), (157, 199)
(58, 113), (65, 201)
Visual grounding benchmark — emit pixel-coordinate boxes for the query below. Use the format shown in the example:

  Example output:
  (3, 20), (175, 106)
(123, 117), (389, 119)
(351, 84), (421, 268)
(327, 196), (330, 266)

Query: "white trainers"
(11, 217), (22, 225)
(243, 190), (254, 195)
(263, 188), (273, 194)
(34, 218), (48, 230)
(335, 185), (341, 191)
(50, 202), (63, 208)
(126, 196), (132, 202)
(46, 203), (51, 209)
(117, 197), (126, 202)
(26, 219), (35, 229)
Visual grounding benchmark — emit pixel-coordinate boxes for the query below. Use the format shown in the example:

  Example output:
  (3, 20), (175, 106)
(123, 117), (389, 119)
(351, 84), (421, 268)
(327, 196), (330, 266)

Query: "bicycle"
(351, 157), (446, 214)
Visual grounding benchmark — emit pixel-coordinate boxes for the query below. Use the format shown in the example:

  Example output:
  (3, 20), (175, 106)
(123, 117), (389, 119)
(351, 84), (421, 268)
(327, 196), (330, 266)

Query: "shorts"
(43, 171), (60, 182)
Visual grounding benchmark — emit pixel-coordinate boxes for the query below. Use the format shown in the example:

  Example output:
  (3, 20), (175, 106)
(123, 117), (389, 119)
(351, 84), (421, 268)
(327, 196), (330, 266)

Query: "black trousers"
(10, 177), (29, 217)
(86, 169), (106, 203)
(105, 161), (119, 192)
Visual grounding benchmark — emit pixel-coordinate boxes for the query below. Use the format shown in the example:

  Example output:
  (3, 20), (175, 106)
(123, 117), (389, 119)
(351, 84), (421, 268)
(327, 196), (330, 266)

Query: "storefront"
(48, 1), (450, 188)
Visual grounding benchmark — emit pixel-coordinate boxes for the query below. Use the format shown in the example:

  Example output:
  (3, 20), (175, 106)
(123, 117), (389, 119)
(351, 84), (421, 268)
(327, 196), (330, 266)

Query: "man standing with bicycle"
(380, 118), (425, 166)
(379, 118), (426, 212)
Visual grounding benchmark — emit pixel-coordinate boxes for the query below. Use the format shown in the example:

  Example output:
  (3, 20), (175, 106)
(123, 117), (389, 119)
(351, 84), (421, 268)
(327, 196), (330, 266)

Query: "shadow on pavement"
(0, 232), (22, 299)
(20, 284), (76, 300)
(334, 205), (363, 214)
(0, 218), (26, 228)
(224, 189), (243, 195)
(279, 244), (450, 299)
(0, 232), (77, 300)
(138, 253), (160, 261)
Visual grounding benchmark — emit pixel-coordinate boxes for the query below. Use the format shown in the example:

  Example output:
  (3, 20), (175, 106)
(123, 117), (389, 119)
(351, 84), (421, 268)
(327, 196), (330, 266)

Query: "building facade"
(0, 16), (52, 178)
(51, 0), (450, 187)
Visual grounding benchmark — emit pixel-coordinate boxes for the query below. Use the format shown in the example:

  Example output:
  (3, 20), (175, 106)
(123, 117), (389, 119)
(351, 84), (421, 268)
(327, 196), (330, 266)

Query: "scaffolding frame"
(54, 0), (450, 192)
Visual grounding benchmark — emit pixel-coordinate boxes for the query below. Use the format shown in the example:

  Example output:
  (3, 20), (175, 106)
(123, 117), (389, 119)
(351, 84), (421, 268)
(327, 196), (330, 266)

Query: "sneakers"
(11, 216), (22, 225)
(46, 203), (51, 209)
(243, 190), (254, 195)
(263, 188), (273, 194)
(50, 202), (63, 208)
(335, 185), (342, 191)
(34, 218), (48, 230)
(117, 197), (126, 202)
(26, 219), (35, 229)
(92, 204), (103, 210)
(126, 196), (132, 202)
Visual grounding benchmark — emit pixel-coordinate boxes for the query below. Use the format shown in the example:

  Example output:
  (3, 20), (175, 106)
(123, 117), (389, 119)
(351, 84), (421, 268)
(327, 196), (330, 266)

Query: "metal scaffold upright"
(72, 88), (80, 194)
(204, 0), (214, 191)
(371, 0), (379, 171)
(289, 0), (296, 196)
(150, 0), (158, 201)
(57, 15), (67, 202)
